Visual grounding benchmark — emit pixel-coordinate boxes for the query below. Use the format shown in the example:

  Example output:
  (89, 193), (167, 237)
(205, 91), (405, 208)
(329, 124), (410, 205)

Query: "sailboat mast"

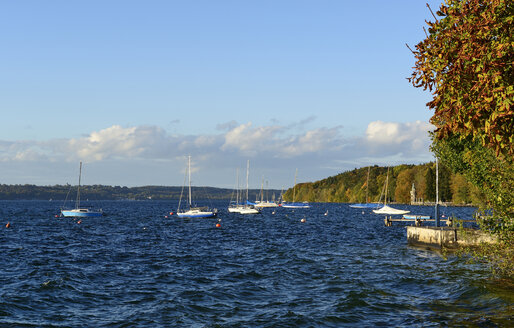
(188, 156), (192, 208)
(366, 166), (370, 203)
(385, 167), (389, 205)
(260, 176), (264, 203)
(76, 162), (82, 209)
(236, 168), (239, 205)
(293, 168), (298, 202)
(246, 160), (250, 203)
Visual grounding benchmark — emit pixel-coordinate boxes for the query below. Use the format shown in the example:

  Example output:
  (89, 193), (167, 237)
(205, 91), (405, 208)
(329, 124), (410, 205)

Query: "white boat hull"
(372, 205), (410, 215)
(177, 209), (217, 218)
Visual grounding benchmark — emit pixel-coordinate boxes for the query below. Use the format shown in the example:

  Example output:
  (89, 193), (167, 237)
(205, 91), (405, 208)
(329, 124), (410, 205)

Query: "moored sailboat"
(238, 160), (261, 214)
(282, 169), (310, 209)
(61, 162), (103, 217)
(349, 167), (380, 209)
(372, 167), (410, 215)
(176, 156), (217, 219)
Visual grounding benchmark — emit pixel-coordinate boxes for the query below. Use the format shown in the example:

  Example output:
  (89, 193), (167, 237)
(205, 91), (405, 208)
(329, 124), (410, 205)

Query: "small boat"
(254, 201), (279, 208)
(61, 162), (103, 218)
(282, 202), (311, 209)
(176, 156), (217, 219)
(372, 167), (410, 215)
(281, 169), (310, 209)
(228, 168), (245, 213)
(350, 167), (379, 209)
(349, 203), (381, 209)
(61, 207), (103, 218)
(253, 178), (279, 208)
(403, 214), (431, 220)
(373, 205), (410, 215)
(177, 206), (218, 219)
(235, 160), (261, 215)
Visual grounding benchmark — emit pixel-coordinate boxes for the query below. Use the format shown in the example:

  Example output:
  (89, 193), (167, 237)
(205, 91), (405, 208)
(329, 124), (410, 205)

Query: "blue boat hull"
(176, 213), (217, 219)
(349, 203), (380, 209)
(61, 210), (103, 217)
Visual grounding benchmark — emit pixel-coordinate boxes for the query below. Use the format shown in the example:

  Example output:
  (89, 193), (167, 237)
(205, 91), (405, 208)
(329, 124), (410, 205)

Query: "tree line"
(0, 184), (280, 201)
(283, 163), (485, 206)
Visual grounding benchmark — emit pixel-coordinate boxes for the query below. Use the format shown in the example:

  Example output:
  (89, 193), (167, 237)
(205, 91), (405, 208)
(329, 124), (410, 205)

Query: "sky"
(0, 0), (443, 189)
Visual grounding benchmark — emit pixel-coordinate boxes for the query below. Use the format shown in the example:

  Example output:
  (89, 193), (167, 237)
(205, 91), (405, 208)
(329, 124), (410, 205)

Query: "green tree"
(410, 0), (513, 276)
(424, 166), (436, 202)
(439, 163), (453, 202)
(451, 173), (471, 205)
(394, 169), (414, 204)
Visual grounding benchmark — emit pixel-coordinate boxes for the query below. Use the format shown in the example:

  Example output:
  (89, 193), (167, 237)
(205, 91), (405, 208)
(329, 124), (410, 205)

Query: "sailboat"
(176, 156), (217, 218)
(238, 160), (261, 214)
(228, 168), (245, 213)
(252, 178), (279, 208)
(281, 168), (310, 209)
(372, 167), (410, 215)
(349, 167), (380, 209)
(61, 162), (103, 217)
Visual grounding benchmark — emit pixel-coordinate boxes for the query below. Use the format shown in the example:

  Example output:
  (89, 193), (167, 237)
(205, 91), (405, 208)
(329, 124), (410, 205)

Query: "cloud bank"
(0, 120), (434, 186)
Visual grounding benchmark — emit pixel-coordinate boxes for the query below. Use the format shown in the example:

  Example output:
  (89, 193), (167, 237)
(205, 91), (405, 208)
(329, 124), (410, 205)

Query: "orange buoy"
(77, 220), (82, 224)
(55, 215), (59, 218)
(216, 223), (221, 228)
(169, 212), (174, 215)
(6, 222), (11, 228)
(300, 218), (306, 223)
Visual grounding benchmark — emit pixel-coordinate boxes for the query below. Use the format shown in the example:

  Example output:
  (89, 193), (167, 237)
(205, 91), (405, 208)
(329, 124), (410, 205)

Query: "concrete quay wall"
(407, 226), (497, 249)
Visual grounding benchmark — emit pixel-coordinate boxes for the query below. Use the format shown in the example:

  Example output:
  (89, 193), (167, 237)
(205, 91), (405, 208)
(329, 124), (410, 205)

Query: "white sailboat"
(372, 167), (410, 215)
(176, 156), (217, 219)
(282, 168), (310, 209)
(228, 168), (245, 213)
(253, 178), (279, 208)
(239, 160), (261, 214)
(61, 162), (103, 217)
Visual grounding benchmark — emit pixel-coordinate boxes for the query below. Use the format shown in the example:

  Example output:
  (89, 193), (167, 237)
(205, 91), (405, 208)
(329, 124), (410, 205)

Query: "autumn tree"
(394, 169), (414, 204)
(410, 0), (513, 276)
(409, 0), (513, 158)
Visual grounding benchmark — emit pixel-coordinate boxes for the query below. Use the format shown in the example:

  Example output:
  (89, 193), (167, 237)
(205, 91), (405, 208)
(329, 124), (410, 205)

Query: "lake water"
(1, 200), (512, 327)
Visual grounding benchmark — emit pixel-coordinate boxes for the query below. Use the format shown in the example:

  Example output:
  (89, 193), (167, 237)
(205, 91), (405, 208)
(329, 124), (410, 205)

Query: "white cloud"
(0, 120), (435, 186)
(221, 122), (283, 155)
(364, 120), (434, 154)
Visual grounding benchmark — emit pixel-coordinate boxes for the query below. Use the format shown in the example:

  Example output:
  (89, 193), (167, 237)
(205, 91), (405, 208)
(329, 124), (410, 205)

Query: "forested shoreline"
(0, 184), (281, 202)
(283, 163), (484, 206)
(1, 163), (483, 205)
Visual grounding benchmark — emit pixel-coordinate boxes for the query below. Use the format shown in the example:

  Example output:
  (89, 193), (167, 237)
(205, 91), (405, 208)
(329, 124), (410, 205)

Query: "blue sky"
(0, 1), (442, 189)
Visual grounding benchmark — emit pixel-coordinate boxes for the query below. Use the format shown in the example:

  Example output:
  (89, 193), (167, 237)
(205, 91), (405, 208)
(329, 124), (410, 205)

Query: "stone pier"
(407, 226), (497, 249)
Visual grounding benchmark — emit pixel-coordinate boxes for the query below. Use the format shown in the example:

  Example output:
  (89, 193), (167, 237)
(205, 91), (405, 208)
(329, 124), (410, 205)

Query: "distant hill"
(282, 163), (484, 206)
(0, 184), (282, 202)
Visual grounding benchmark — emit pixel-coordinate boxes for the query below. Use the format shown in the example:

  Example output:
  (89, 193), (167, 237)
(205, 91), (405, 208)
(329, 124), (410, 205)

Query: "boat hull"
(61, 209), (103, 217)
(281, 203), (310, 209)
(253, 201), (279, 208)
(403, 215), (431, 220)
(177, 210), (217, 218)
(372, 205), (410, 215)
(349, 203), (380, 209)
(239, 207), (261, 214)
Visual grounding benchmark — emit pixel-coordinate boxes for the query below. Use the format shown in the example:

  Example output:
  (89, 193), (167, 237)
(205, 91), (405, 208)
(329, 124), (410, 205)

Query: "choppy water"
(1, 200), (512, 327)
